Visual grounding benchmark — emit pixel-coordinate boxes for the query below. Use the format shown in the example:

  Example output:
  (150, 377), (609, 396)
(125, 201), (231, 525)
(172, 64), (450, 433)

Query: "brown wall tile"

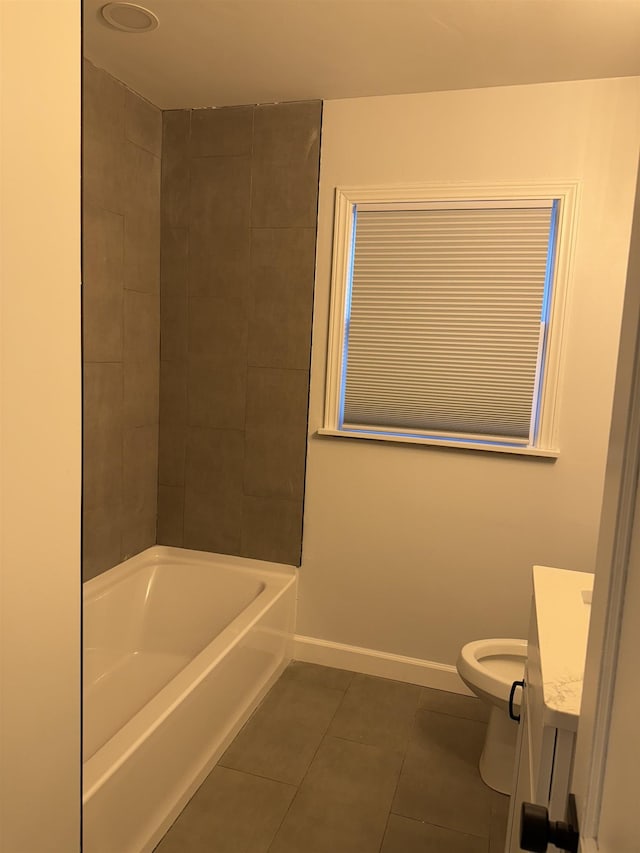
(188, 296), (247, 365)
(83, 60), (126, 212)
(183, 427), (244, 553)
(161, 226), (189, 299)
(187, 361), (247, 430)
(162, 111), (191, 228)
(83, 364), (123, 510)
(190, 106), (253, 158)
(160, 361), (187, 426)
(253, 102), (321, 164)
(160, 295), (188, 362)
(251, 159), (319, 228)
(157, 485), (184, 547)
(185, 427), (244, 497)
(243, 428), (307, 500)
(83, 364), (123, 512)
(240, 496), (303, 566)
(246, 368), (310, 431)
(121, 425), (158, 559)
(83, 424), (122, 512)
(158, 423), (186, 487)
(190, 156), (252, 228)
(157, 100), (321, 566)
(162, 155), (190, 228)
(248, 227), (316, 369)
(123, 141), (161, 218)
(123, 359), (159, 427)
(124, 291), (160, 364)
(183, 489), (243, 553)
(183, 488), (243, 555)
(84, 94), (320, 573)
(250, 227), (317, 297)
(83, 505), (122, 582)
(84, 361), (123, 424)
(248, 296), (313, 371)
(83, 133), (126, 213)
(83, 62), (161, 579)
(125, 90), (162, 157)
(83, 204), (124, 362)
(83, 58), (125, 140)
(124, 214), (161, 293)
(189, 226), (250, 300)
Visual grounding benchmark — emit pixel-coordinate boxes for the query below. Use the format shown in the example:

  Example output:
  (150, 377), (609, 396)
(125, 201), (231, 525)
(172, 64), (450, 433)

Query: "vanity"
(505, 566), (594, 852)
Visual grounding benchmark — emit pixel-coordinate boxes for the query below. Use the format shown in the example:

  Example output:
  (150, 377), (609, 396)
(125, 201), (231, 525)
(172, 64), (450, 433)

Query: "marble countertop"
(532, 565), (594, 729)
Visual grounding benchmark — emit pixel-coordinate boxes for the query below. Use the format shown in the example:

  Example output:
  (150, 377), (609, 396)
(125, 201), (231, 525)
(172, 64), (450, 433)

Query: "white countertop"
(532, 565), (594, 729)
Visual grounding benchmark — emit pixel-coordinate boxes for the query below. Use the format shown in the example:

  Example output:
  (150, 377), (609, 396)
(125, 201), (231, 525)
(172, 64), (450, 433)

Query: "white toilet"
(456, 638), (528, 795)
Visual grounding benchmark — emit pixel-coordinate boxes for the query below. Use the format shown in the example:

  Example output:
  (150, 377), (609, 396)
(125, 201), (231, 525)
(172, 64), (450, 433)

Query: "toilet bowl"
(456, 638), (528, 795)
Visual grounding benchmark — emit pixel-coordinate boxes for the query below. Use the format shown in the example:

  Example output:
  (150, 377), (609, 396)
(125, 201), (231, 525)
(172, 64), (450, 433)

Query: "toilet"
(456, 638), (528, 795)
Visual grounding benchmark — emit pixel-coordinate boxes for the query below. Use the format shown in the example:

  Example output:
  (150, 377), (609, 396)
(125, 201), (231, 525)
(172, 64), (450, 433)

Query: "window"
(321, 183), (577, 456)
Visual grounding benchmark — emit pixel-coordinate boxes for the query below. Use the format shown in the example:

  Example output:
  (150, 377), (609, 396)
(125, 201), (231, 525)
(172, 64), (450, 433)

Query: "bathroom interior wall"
(1, 0), (81, 847)
(300, 77), (640, 667)
(157, 102), (321, 565)
(82, 60), (162, 581)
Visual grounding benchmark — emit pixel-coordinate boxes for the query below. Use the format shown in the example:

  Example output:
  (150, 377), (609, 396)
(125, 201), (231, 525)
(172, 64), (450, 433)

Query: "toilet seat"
(457, 638), (528, 707)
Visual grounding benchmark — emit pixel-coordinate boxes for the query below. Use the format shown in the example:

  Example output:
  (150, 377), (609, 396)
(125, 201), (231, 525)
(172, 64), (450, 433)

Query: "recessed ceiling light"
(100, 2), (159, 33)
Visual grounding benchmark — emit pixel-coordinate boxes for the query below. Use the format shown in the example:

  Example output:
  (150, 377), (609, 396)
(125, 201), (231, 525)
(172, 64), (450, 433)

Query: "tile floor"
(154, 662), (509, 853)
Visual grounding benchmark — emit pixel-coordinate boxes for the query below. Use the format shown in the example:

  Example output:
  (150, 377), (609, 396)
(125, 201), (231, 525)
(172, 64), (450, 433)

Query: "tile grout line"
(387, 807), (492, 843)
(373, 697), (421, 853)
(264, 670), (356, 853)
(388, 698), (493, 845)
(180, 109), (192, 547)
(239, 105), (256, 555)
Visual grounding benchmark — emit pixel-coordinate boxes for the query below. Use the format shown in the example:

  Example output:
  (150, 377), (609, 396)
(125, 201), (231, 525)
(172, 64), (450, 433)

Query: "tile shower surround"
(157, 102), (321, 565)
(83, 60), (162, 580)
(82, 58), (321, 577)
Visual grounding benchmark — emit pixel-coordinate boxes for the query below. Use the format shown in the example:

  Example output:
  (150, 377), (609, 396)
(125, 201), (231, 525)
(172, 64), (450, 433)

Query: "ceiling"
(83, 0), (640, 110)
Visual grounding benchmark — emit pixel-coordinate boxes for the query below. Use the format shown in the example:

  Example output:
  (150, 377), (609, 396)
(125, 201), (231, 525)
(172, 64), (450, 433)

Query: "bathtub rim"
(83, 544), (295, 599)
(82, 545), (296, 803)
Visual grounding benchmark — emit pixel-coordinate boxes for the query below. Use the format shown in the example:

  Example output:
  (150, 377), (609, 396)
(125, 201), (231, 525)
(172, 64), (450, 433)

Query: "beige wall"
(0, 1), (81, 850)
(83, 60), (162, 581)
(300, 78), (640, 666)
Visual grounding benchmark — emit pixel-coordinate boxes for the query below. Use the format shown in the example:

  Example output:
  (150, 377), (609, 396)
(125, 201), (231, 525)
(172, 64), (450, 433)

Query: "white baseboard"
(293, 634), (473, 695)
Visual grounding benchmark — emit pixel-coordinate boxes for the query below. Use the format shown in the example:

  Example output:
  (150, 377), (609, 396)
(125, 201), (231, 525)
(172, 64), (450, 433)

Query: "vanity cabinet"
(506, 665), (578, 852)
(505, 566), (594, 852)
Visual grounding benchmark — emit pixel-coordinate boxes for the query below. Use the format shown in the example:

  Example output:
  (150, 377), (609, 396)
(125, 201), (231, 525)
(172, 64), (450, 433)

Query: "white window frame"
(320, 181), (579, 457)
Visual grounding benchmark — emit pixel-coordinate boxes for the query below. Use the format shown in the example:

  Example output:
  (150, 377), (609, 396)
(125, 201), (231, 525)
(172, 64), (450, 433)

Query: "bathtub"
(83, 545), (297, 853)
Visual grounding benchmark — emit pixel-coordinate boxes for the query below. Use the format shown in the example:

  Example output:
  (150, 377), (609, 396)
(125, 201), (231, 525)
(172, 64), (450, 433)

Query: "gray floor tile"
(280, 661), (354, 692)
(268, 736), (403, 853)
(328, 673), (421, 752)
(419, 687), (490, 722)
(220, 677), (344, 785)
(490, 791), (510, 853)
(393, 709), (492, 838)
(154, 766), (295, 853)
(381, 814), (489, 853)
(153, 668), (503, 853)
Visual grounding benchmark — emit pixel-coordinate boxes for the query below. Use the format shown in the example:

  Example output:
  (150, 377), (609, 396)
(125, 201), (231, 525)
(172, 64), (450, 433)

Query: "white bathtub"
(83, 545), (297, 853)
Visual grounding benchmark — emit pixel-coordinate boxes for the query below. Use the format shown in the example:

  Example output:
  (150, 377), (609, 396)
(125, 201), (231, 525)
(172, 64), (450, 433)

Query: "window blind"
(341, 203), (555, 441)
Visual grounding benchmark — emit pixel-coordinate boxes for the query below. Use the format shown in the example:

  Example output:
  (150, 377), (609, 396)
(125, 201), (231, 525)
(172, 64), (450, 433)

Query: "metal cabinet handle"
(509, 679), (525, 722)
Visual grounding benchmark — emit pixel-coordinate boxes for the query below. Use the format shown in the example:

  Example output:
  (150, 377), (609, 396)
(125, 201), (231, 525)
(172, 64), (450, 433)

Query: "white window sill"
(316, 428), (559, 458)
